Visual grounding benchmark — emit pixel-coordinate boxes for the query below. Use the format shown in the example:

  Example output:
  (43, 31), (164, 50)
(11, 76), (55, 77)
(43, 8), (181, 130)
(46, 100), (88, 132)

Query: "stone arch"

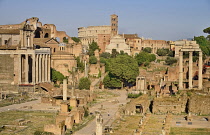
(136, 104), (143, 113)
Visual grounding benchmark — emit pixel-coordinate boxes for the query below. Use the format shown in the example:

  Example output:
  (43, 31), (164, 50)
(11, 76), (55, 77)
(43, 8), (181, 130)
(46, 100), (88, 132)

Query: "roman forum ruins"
(0, 14), (209, 135)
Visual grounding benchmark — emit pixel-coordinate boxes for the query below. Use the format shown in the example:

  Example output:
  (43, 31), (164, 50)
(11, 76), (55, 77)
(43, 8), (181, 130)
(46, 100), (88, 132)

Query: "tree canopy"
(156, 48), (169, 56)
(194, 36), (210, 56)
(78, 77), (91, 90)
(51, 68), (65, 84)
(63, 37), (68, 43)
(165, 57), (177, 65)
(143, 47), (152, 53)
(135, 51), (156, 66)
(100, 52), (111, 59)
(203, 27), (210, 35)
(71, 37), (81, 43)
(103, 74), (121, 89)
(89, 56), (97, 64)
(111, 49), (119, 58)
(88, 41), (100, 56)
(76, 56), (85, 72)
(106, 55), (139, 87)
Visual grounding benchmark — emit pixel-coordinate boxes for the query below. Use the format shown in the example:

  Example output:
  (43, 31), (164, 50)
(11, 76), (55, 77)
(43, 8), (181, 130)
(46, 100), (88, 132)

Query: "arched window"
(44, 33), (49, 38)
(34, 31), (40, 38)
(54, 48), (56, 52)
(63, 37), (68, 43)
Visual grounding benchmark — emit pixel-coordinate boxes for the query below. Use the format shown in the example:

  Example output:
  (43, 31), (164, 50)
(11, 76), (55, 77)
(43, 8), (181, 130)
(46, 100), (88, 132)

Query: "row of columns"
(35, 54), (51, 84)
(179, 51), (202, 90)
(18, 53), (51, 84)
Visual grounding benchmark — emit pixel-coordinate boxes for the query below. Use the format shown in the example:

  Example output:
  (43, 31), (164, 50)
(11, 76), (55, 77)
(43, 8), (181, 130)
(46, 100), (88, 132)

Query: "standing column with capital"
(25, 54), (29, 84)
(189, 51), (193, 89)
(18, 54), (22, 84)
(45, 54), (48, 82)
(35, 54), (39, 84)
(179, 51), (183, 90)
(48, 54), (51, 82)
(42, 54), (45, 82)
(198, 51), (203, 90)
(32, 54), (36, 84)
(39, 54), (42, 83)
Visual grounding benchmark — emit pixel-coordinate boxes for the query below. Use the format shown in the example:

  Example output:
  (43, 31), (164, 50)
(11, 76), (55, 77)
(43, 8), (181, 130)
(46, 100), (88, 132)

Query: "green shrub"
(127, 93), (142, 98)
(78, 77), (91, 90)
(89, 56), (97, 64)
(34, 131), (54, 135)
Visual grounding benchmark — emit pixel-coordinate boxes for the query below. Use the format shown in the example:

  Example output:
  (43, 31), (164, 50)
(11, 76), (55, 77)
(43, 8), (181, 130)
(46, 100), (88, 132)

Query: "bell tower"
(110, 14), (118, 37)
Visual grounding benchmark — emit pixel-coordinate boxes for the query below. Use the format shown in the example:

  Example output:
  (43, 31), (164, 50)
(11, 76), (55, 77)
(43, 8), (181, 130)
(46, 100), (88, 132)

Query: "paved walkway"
(74, 90), (128, 135)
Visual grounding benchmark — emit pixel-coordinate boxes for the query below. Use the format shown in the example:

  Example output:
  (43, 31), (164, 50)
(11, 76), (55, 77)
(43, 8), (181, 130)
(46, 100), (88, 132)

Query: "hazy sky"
(0, 0), (209, 41)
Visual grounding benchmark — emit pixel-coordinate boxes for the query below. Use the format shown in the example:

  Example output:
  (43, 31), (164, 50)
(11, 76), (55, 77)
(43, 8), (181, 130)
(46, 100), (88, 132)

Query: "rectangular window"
(4, 40), (8, 44)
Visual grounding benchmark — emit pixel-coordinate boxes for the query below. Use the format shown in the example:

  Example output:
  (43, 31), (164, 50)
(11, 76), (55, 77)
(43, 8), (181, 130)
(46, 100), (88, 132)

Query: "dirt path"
(74, 90), (128, 135)
(0, 98), (41, 112)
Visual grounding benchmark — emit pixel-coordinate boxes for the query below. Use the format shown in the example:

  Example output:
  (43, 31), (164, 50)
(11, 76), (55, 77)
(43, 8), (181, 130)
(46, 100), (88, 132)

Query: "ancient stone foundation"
(189, 94), (210, 115)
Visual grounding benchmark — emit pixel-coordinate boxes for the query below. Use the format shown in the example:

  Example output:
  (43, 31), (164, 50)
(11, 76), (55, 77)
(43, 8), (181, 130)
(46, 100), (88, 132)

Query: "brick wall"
(0, 54), (17, 92)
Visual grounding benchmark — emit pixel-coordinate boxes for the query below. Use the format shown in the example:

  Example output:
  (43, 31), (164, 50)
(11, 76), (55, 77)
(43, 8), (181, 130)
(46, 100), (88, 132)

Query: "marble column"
(198, 51), (203, 90)
(48, 54), (51, 82)
(189, 51), (193, 89)
(32, 54), (36, 84)
(39, 54), (42, 83)
(18, 54), (22, 84)
(35, 54), (39, 84)
(42, 54), (45, 82)
(25, 54), (28, 84)
(179, 51), (183, 90)
(95, 111), (103, 135)
(45, 54), (48, 82)
(84, 60), (87, 77)
(63, 79), (67, 100)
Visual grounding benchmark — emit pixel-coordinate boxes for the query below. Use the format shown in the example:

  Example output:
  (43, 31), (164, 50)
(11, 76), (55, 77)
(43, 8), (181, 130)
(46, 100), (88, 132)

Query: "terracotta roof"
(45, 38), (59, 44)
(0, 29), (20, 34)
(142, 40), (167, 43)
(119, 34), (140, 39)
(33, 38), (51, 47)
(53, 51), (72, 55)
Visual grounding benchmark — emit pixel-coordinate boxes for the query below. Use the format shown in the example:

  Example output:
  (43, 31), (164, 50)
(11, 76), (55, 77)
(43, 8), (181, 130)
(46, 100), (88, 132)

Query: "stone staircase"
(142, 114), (165, 135)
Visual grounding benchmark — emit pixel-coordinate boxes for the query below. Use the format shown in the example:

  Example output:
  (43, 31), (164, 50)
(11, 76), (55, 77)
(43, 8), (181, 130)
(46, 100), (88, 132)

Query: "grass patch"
(170, 127), (210, 135)
(112, 115), (140, 135)
(0, 110), (56, 135)
(0, 94), (37, 107)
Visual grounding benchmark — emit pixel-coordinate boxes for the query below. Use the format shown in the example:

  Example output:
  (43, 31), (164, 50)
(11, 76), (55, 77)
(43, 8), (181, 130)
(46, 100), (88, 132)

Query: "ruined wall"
(124, 95), (150, 115)
(97, 34), (111, 53)
(0, 54), (17, 92)
(89, 64), (100, 77)
(152, 96), (187, 114)
(189, 94), (210, 115)
(72, 44), (82, 57)
(0, 34), (20, 46)
(51, 54), (76, 77)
